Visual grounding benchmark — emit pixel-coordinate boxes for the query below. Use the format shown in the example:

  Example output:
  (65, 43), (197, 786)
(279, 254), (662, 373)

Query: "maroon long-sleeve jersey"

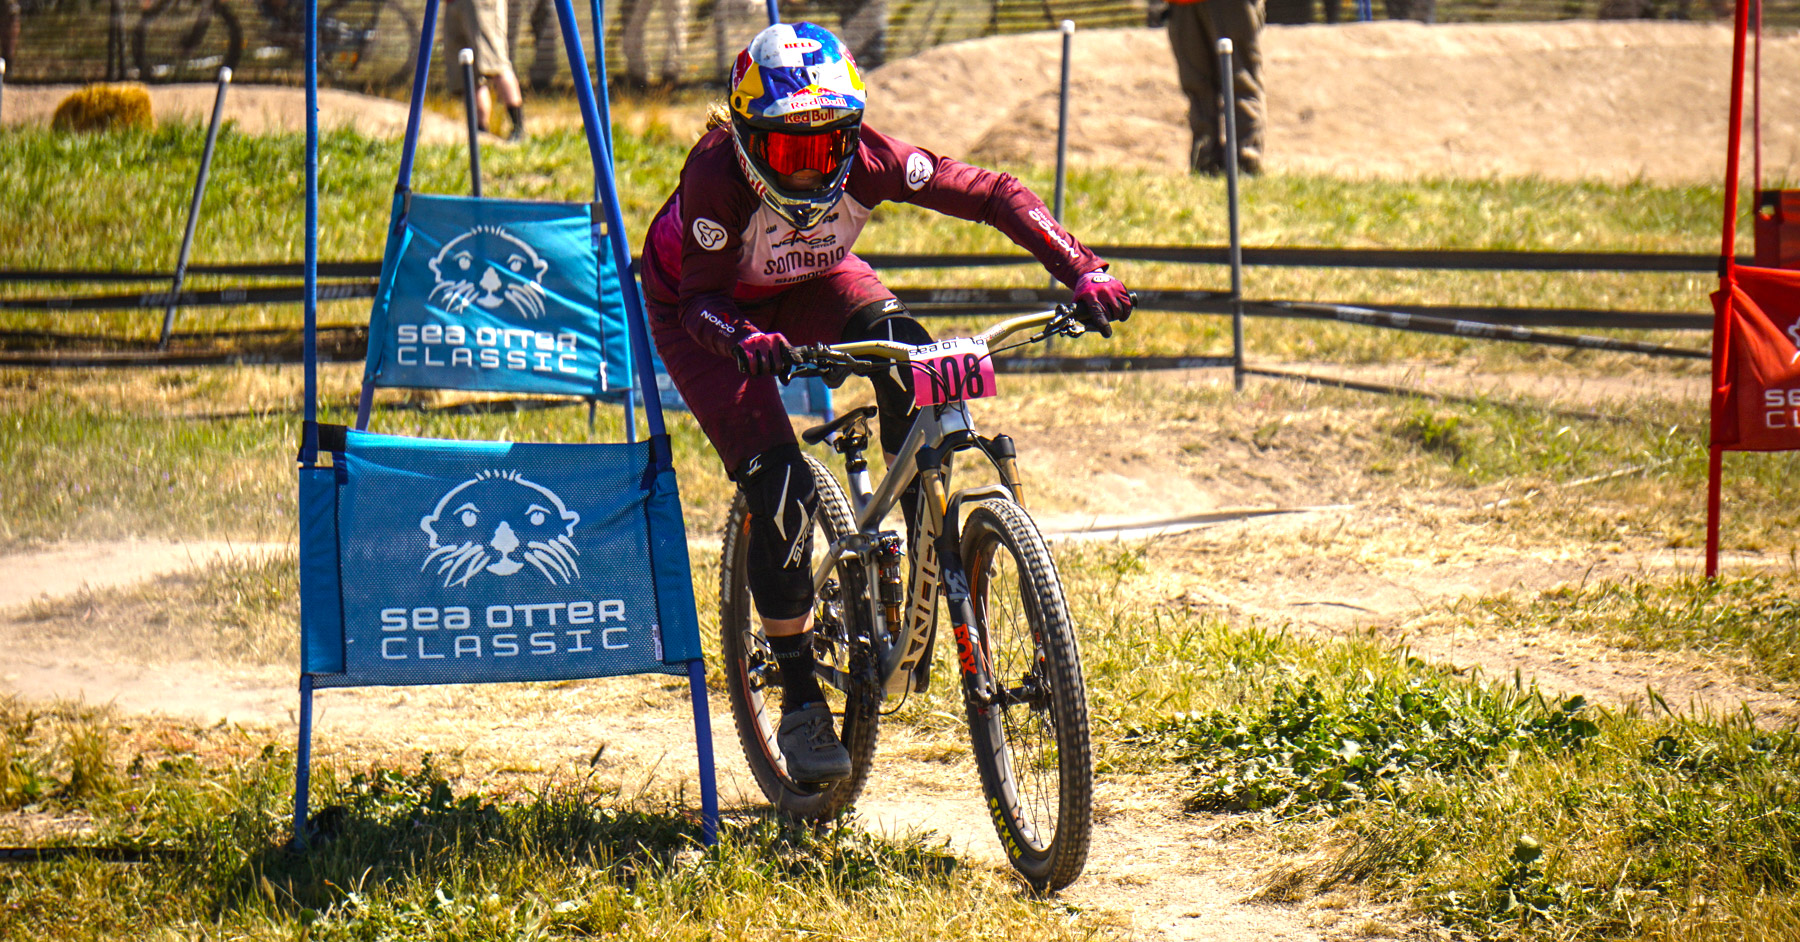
(640, 124), (1105, 359)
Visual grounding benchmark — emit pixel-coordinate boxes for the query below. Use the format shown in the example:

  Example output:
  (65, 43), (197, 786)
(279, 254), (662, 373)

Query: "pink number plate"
(911, 338), (997, 408)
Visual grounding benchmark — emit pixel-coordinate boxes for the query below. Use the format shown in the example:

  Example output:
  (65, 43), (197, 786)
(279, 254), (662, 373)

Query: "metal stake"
(291, 673), (315, 849)
(461, 48), (483, 196)
(159, 67), (233, 350)
(1048, 19), (1073, 351)
(1219, 38), (1244, 391)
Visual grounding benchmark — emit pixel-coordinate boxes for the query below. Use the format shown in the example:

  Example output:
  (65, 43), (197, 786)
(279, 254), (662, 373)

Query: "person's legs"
(0, 0), (19, 65)
(1207, 0), (1266, 173)
(470, 0), (525, 138)
(648, 303), (849, 780)
(526, 0), (559, 91)
(1165, 2), (1222, 174)
(660, 0), (691, 85)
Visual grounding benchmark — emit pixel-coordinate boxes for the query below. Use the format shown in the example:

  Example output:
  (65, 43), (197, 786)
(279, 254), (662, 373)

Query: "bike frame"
(806, 310), (1062, 699)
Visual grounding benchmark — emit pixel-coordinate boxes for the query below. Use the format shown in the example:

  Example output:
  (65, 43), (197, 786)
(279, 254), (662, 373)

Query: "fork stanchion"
(460, 48), (482, 197)
(159, 66), (233, 350)
(1219, 38), (1245, 391)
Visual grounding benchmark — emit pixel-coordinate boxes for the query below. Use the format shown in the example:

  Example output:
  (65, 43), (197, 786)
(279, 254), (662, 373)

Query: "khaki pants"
(445, 0), (515, 95)
(1167, 0), (1265, 173)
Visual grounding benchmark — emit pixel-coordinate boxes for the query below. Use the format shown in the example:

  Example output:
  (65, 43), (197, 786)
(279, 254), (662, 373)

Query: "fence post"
(1047, 19), (1074, 350)
(461, 49), (483, 197)
(1219, 38), (1245, 391)
(159, 67), (233, 350)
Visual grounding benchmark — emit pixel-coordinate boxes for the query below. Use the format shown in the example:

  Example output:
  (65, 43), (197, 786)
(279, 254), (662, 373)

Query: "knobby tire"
(959, 498), (1093, 892)
(720, 455), (880, 820)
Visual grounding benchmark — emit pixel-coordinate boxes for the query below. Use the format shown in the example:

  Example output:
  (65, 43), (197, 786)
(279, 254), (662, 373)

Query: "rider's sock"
(767, 630), (825, 712)
(506, 105), (525, 141)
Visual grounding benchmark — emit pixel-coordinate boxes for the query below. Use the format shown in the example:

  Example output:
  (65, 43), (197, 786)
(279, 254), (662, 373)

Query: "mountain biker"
(641, 21), (1134, 784)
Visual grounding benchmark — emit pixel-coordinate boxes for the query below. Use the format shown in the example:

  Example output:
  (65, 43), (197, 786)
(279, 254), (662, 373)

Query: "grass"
(0, 117), (1732, 372)
(1093, 568), (1800, 942)
(1469, 574), (1800, 687)
(0, 714), (1101, 942)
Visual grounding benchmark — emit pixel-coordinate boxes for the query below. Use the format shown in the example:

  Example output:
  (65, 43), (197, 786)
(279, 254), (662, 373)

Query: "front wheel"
(720, 455), (880, 821)
(959, 498), (1093, 892)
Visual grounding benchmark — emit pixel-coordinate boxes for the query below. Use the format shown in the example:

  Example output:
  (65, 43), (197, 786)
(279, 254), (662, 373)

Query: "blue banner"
(303, 430), (699, 687)
(363, 195), (630, 397)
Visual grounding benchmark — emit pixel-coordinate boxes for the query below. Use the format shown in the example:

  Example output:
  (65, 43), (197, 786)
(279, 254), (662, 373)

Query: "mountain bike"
(134, 0), (416, 90)
(719, 306), (1095, 892)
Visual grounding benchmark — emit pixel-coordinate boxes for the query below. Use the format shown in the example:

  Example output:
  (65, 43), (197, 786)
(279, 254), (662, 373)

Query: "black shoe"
(778, 702), (852, 783)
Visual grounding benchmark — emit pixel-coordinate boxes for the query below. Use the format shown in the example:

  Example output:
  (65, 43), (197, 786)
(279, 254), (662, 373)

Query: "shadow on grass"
(213, 757), (959, 926)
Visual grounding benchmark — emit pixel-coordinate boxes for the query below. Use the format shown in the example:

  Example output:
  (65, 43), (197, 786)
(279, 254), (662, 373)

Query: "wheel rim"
(971, 536), (1060, 853)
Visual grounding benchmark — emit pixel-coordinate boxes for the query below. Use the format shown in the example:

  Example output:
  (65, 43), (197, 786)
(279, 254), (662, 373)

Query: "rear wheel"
(319, 0), (418, 92)
(720, 455), (880, 820)
(132, 0), (243, 83)
(959, 498), (1092, 892)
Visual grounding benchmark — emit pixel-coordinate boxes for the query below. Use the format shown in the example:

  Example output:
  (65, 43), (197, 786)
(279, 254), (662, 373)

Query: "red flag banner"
(1712, 264), (1800, 451)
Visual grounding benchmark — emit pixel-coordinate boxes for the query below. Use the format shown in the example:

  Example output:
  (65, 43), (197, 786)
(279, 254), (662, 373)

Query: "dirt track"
(3, 20), (1795, 942)
(872, 20), (1800, 183)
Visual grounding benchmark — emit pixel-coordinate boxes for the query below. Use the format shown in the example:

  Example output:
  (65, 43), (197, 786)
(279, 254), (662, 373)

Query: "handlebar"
(784, 304), (1083, 385)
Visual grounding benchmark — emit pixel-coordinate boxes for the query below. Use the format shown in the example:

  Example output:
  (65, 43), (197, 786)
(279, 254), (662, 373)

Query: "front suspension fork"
(919, 465), (995, 706)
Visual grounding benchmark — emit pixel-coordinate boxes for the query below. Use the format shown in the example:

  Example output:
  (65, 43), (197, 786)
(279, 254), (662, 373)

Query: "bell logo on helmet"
(905, 152), (933, 191)
(692, 217), (728, 251)
(781, 39), (822, 53)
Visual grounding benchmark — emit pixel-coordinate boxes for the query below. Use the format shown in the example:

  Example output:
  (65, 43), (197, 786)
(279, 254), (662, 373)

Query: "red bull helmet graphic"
(728, 22), (866, 231)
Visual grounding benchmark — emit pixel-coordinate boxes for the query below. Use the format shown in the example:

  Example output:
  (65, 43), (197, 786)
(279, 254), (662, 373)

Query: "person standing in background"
(509, 0), (563, 92)
(1, 0), (19, 68)
(1163, 0), (1265, 175)
(621, 0), (691, 91)
(446, 0), (528, 140)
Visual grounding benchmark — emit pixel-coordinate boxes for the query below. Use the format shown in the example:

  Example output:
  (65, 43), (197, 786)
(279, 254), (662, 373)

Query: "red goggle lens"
(752, 127), (858, 177)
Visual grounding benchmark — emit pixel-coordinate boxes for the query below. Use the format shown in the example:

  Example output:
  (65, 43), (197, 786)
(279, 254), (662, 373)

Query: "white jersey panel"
(737, 196), (874, 288)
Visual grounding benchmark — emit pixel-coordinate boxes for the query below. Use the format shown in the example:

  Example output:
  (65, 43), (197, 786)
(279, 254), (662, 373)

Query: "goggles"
(744, 124), (860, 179)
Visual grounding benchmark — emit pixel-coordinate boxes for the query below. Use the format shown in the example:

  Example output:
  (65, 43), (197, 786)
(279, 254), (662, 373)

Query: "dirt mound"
(866, 20), (1800, 183)
(0, 83), (466, 144)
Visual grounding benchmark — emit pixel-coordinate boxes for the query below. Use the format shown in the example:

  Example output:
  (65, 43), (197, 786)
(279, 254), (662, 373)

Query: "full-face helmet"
(727, 22), (866, 231)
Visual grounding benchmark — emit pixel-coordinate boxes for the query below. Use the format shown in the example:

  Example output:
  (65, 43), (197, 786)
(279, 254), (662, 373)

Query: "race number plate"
(911, 338), (997, 408)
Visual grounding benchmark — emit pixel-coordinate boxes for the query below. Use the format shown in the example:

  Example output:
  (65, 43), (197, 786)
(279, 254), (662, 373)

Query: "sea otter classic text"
(394, 324), (584, 375)
(375, 601), (629, 661)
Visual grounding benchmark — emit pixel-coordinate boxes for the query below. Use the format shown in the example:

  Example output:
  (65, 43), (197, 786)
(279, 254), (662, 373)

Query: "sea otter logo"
(419, 470), (581, 588)
(427, 226), (551, 318)
(1788, 319), (1800, 364)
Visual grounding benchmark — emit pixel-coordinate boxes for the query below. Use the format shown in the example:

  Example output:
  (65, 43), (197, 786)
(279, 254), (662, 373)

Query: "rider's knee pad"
(737, 444), (819, 621)
(843, 299), (933, 456)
